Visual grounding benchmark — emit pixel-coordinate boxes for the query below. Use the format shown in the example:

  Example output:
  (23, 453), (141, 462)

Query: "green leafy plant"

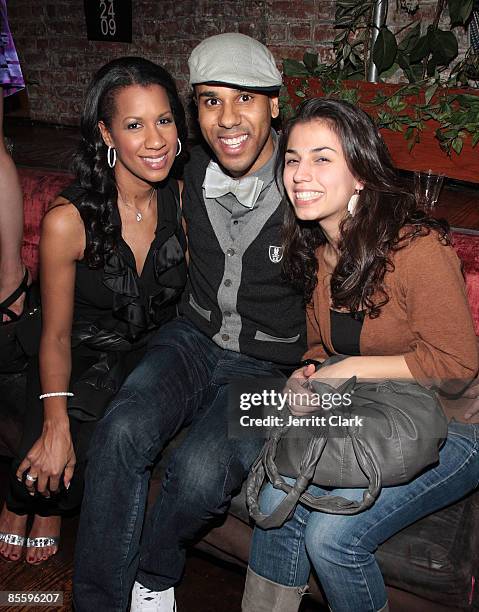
(282, 0), (479, 155)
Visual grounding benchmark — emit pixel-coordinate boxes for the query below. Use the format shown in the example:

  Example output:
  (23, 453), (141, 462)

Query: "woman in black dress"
(0, 57), (187, 563)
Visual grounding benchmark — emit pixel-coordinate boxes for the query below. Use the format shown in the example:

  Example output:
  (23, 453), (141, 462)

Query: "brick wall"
(7, 0), (469, 126)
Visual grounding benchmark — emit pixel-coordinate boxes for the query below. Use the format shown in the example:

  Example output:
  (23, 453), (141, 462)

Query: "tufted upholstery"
(19, 167), (73, 280)
(453, 232), (479, 335)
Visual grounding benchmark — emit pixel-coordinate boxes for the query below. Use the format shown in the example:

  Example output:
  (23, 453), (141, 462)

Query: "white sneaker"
(130, 581), (176, 612)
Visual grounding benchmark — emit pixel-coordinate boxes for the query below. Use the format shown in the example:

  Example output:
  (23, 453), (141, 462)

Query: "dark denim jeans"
(73, 317), (274, 611)
(249, 421), (479, 612)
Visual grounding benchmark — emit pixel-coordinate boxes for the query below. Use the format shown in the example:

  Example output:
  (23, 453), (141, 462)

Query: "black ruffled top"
(58, 179), (187, 421)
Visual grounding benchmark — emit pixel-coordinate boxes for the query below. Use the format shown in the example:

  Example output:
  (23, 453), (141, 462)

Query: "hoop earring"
(347, 188), (361, 216)
(176, 138), (182, 158)
(107, 146), (116, 168)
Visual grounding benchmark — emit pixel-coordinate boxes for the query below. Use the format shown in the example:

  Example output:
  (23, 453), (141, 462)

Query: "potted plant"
(282, 0), (479, 182)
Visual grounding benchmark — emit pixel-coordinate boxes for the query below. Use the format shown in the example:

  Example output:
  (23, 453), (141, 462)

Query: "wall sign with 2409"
(100, 0), (116, 37)
(84, 0), (132, 43)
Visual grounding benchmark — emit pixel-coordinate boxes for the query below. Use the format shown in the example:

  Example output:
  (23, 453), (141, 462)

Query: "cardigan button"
(221, 333), (230, 341)
(224, 279), (232, 287)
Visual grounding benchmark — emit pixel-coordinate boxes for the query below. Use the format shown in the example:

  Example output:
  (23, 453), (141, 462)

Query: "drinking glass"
(414, 170), (444, 211)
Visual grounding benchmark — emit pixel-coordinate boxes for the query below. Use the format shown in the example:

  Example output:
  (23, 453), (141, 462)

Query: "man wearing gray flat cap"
(74, 33), (307, 612)
(189, 31), (284, 93)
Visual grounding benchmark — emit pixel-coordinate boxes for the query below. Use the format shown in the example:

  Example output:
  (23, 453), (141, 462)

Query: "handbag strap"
(247, 431), (381, 528)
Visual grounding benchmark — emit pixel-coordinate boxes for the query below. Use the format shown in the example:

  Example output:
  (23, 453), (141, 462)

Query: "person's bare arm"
(17, 200), (84, 496)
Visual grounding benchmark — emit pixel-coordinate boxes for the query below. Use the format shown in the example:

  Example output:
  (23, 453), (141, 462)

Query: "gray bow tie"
(203, 163), (263, 209)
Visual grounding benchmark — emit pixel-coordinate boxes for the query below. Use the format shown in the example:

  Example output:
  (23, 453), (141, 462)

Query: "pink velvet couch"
(20, 167), (73, 281)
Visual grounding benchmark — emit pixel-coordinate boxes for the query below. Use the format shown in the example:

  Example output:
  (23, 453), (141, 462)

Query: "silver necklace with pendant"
(119, 188), (155, 222)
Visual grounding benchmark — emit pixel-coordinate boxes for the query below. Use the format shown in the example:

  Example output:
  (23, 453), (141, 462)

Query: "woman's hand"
(16, 419), (76, 497)
(285, 363), (317, 416)
(286, 359), (358, 416)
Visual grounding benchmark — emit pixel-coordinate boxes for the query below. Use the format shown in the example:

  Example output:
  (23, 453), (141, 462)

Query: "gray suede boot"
(242, 567), (308, 612)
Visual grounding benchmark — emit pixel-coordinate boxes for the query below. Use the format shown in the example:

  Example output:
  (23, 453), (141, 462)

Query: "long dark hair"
(72, 57), (187, 268)
(279, 98), (448, 316)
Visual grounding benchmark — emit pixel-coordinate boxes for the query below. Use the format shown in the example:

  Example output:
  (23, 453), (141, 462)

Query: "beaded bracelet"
(39, 392), (74, 400)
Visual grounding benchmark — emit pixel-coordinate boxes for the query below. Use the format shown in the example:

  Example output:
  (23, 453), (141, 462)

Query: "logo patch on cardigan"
(269, 245), (283, 263)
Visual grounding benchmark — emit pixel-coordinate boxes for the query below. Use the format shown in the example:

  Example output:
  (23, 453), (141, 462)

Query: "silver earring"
(347, 189), (361, 216)
(107, 146), (116, 168)
(176, 138), (182, 158)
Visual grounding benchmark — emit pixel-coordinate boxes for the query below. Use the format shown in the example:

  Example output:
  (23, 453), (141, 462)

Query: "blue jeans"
(249, 420), (479, 612)
(73, 317), (273, 611)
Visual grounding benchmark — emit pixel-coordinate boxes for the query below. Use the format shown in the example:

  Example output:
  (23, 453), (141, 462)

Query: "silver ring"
(25, 474), (37, 482)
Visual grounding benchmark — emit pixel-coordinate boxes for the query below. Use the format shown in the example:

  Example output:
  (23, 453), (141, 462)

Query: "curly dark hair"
(72, 56), (187, 268)
(279, 98), (449, 316)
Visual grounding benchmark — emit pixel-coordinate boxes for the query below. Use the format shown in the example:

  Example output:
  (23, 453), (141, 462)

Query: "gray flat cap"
(188, 33), (282, 92)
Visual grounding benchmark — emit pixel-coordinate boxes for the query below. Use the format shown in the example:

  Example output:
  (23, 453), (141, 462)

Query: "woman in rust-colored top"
(243, 99), (479, 612)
